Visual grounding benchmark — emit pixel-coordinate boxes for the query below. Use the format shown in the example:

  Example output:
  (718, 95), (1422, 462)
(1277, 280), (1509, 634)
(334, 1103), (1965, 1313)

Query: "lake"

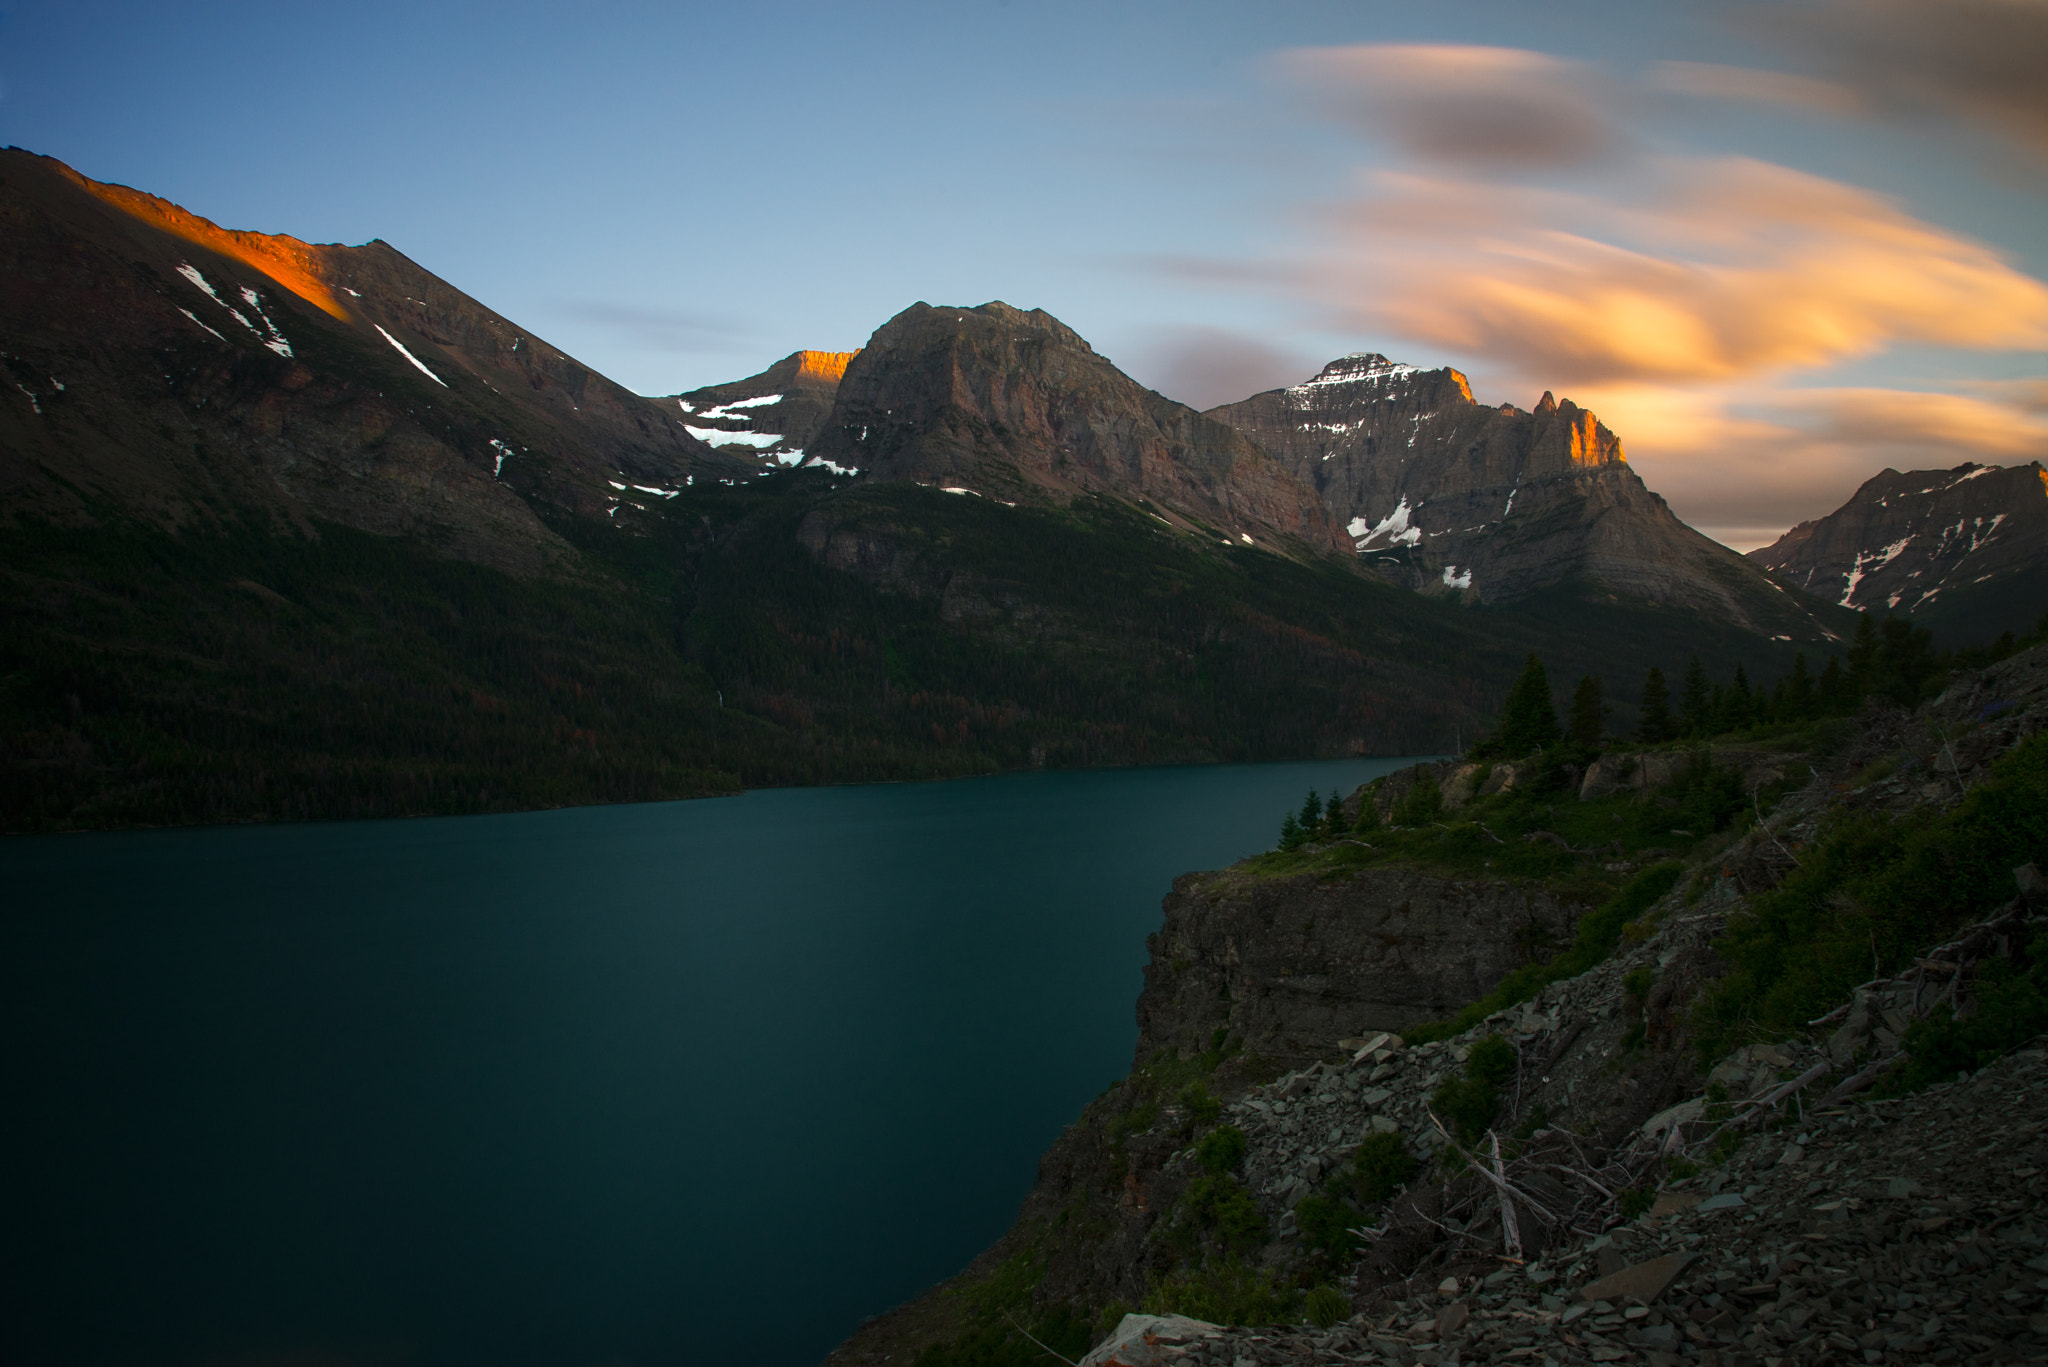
(2, 757), (1423, 1367)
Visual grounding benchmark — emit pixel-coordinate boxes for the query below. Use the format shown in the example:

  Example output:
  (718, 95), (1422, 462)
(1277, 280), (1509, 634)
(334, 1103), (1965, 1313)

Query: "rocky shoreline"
(828, 644), (2048, 1367)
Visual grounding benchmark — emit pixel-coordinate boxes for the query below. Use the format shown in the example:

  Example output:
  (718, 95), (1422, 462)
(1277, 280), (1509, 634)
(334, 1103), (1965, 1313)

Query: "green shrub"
(1195, 1124), (1247, 1174)
(1885, 930), (2048, 1093)
(1465, 1034), (1516, 1088)
(1108, 1099), (1159, 1144)
(1618, 1186), (1656, 1221)
(1348, 1130), (1420, 1202)
(1180, 1080), (1223, 1128)
(1293, 1193), (1361, 1258)
(1305, 1284), (1351, 1329)
(1169, 1172), (1266, 1258)
(1391, 771), (1442, 826)
(1698, 732), (2048, 1056)
(1142, 1260), (1299, 1327)
(1432, 1073), (1500, 1145)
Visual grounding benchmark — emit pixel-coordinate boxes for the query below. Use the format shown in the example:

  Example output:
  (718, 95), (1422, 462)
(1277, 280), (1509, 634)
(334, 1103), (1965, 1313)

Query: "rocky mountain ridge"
(803, 302), (1349, 553)
(0, 148), (736, 573)
(1206, 356), (1838, 639)
(1749, 461), (2048, 645)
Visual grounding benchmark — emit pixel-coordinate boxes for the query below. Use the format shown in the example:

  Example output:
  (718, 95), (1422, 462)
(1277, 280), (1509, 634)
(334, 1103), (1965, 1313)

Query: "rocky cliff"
(1136, 869), (1588, 1065)
(1749, 461), (2048, 644)
(805, 303), (1347, 553)
(0, 148), (732, 572)
(829, 643), (2048, 1367)
(1206, 356), (1839, 639)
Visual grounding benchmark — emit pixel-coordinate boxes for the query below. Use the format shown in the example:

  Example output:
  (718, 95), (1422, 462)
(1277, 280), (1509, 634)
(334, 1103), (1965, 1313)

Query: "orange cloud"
(1316, 156), (2048, 386)
(1571, 381), (2048, 548)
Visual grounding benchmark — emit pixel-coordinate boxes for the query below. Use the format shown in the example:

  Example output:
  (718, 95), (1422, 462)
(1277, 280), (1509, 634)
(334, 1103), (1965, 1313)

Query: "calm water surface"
(3, 757), (1424, 1367)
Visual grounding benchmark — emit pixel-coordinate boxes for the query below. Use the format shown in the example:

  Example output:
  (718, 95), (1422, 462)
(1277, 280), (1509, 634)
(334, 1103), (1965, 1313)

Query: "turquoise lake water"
(2, 757), (1424, 1367)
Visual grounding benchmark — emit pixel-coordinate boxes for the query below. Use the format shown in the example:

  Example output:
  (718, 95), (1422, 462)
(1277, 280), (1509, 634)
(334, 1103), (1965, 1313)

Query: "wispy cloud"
(1312, 156), (2048, 387)
(1284, 45), (1627, 169)
(1753, 0), (2048, 161)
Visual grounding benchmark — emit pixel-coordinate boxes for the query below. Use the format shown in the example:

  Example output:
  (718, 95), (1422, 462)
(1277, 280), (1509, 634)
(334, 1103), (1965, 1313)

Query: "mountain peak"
(806, 301), (1342, 549)
(792, 350), (858, 383)
(1749, 460), (2048, 639)
(1534, 390), (1558, 416)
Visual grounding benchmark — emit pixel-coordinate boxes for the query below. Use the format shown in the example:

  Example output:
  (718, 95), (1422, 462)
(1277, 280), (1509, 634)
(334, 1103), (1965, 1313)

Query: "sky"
(4, 0), (2045, 548)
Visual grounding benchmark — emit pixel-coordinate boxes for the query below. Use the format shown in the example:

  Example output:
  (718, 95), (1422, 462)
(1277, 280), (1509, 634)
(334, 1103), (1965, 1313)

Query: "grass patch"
(1697, 732), (2048, 1059)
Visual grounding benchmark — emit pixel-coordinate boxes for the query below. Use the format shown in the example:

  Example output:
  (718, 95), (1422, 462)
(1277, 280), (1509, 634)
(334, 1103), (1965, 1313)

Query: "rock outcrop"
(1137, 869), (1589, 1062)
(806, 303), (1347, 552)
(1749, 461), (2048, 643)
(1206, 356), (1841, 638)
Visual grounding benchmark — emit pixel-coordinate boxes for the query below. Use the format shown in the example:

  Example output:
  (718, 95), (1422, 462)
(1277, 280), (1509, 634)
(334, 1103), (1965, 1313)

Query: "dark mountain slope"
(1208, 355), (1842, 643)
(1749, 461), (2048, 644)
(663, 348), (857, 467)
(0, 147), (733, 572)
(806, 302), (1347, 553)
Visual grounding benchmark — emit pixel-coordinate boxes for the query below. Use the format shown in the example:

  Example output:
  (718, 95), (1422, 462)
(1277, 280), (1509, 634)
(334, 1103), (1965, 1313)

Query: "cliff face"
(1136, 869), (1588, 1066)
(806, 303), (1347, 552)
(1206, 356), (1838, 638)
(1748, 461), (2048, 643)
(0, 148), (728, 571)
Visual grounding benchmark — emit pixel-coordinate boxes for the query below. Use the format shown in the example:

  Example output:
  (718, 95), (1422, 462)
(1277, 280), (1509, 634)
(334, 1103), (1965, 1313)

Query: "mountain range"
(1749, 461), (2048, 644)
(0, 148), (1947, 831)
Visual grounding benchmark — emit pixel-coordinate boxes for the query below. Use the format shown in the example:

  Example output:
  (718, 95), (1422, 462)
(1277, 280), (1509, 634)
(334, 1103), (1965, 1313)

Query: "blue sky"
(6, 0), (2045, 546)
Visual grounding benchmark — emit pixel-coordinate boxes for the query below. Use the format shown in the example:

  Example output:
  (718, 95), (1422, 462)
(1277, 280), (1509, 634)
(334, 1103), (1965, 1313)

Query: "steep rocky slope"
(804, 303), (1347, 553)
(0, 148), (730, 571)
(1207, 356), (1839, 641)
(830, 644), (2048, 1367)
(664, 348), (858, 468)
(1750, 462), (2048, 645)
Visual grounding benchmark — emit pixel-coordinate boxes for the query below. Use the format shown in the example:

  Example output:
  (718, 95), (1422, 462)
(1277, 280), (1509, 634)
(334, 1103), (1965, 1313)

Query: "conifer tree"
(1299, 789), (1323, 831)
(1353, 792), (1381, 835)
(1847, 612), (1879, 695)
(1636, 666), (1674, 744)
(1278, 810), (1306, 850)
(1320, 791), (1347, 840)
(1567, 674), (1606, 752)
(1679, 656), (1712, 737)
(1717, 664), (1753, 732)
(1497, 652), (1560, 755)
(1817, 655), (1849, 713)
(1784, 653), (1815, 720)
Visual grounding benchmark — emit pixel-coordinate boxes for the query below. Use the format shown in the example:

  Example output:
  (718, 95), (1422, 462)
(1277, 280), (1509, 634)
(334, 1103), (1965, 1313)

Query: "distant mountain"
(805, 302), (1346, 552)
(663, 349), (858, 469)
(0, 147), (736, 572)
(1207, 355), (1841, 641)
(0, 151), (1849, 833)
(1749, 462), (2048, 643)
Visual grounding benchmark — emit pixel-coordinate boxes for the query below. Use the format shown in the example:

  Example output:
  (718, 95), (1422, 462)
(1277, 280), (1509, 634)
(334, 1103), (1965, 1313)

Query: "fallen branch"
(1004, 1311), (1080, 1366)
